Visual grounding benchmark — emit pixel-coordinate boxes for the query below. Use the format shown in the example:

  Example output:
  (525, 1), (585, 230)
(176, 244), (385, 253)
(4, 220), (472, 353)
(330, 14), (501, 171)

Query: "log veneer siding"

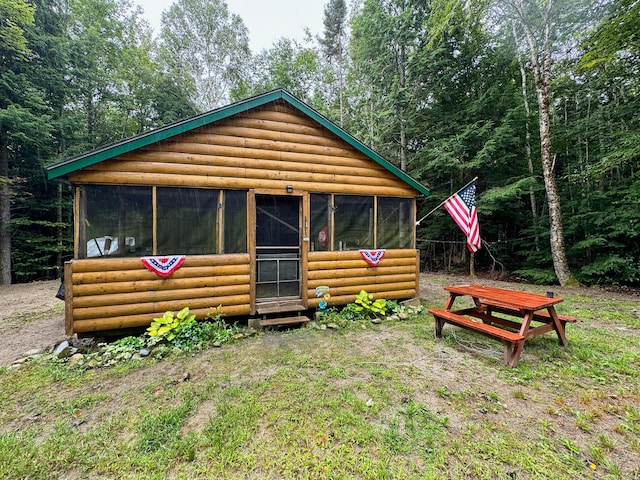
(306, 249), (419, 308)
(67, 254), (251, 334)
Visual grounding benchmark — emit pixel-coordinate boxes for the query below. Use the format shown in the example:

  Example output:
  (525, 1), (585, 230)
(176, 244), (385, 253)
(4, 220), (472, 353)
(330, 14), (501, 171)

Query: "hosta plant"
(354, 290), (387, 317)
(147, 307), (195, 342)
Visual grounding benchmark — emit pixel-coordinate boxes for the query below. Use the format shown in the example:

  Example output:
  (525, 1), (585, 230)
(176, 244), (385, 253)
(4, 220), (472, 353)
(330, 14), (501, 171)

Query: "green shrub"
(354, 290), (387, 317)
(147, 307), (195, 342)
(170, 306), (239, 351)
(340, 303), (369, 322)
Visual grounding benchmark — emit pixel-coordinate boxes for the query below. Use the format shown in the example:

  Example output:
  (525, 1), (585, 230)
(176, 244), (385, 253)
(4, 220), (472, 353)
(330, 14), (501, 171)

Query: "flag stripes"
(443, 181), (481, 252)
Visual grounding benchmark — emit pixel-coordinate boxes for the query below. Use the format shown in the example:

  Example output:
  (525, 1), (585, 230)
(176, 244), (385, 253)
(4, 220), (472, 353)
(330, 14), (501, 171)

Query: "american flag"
(444, 181), (481, 252)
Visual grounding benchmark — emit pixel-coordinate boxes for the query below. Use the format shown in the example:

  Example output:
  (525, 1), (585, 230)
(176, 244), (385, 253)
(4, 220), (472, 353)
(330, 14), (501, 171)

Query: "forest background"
(1, 0), (638, 287)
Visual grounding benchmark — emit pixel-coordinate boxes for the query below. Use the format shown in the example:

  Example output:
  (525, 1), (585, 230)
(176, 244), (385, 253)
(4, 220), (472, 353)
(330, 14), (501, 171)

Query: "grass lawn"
(1, 276), (639, 479)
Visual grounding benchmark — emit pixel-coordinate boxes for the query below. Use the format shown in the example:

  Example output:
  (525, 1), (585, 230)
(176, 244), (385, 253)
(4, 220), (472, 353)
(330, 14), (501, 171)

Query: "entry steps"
(259, 315), (310, 327)
(253, 300), (310, 328)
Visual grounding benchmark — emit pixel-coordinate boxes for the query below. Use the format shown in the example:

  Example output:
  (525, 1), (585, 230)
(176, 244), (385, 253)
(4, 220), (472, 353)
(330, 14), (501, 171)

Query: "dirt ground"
(0, 274), (637, 367)
(0, 280), (66, 366)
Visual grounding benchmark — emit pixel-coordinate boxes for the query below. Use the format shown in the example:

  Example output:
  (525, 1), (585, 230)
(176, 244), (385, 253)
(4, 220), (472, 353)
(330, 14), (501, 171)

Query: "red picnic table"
(429, 284), (576, 367)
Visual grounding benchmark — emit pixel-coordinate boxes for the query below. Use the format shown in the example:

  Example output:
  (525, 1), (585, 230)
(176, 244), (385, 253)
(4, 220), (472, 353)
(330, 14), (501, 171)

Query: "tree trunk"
(470, 251), (476, 277)
(398, 44), (408, 172)
(514, 23), (539, 249)
(519, 0), (575, 286)
(0, 132), (12, 285)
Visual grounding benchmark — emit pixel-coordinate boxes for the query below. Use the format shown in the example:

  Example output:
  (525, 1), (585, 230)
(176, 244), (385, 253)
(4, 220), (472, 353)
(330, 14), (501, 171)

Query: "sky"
(134, 0), (327, 53)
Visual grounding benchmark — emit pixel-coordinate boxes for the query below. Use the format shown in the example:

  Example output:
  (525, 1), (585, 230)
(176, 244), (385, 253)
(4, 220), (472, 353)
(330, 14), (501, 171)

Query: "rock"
(23, 348), (41, 357)
(371, 318), (382, 324)
(244, 328), (258, 337)
(11, 357), (32, 366)
(67, 353), (84, 366)
(139, 348), (150, 357)
(53, 341), (77, 359)
(71, 336), (95, 353)
(398, 312), (409, 320)
(326, 323), (339, 330)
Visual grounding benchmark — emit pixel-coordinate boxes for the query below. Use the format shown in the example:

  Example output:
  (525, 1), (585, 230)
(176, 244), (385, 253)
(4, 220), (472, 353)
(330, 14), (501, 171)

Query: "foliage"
(159, 0), (251, 111)
(171, 306), (240, 351)
(513, 268), (560, 286)
(2, 0), (640, 288)
(145, 306), (239, 352)
(354, 290), (387, 317)
(0, 0), (35, 60)
(337, 303), (368, 322)
(147, 307), (195, 343)
(101, 336), (145, 363)
(580, 0), (640, 66)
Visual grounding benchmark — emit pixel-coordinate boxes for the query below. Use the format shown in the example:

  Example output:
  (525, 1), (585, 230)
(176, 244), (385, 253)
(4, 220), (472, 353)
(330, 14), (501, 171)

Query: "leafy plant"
(339, 303), (369, 322)
(354, 290), (387, 317)
(170, 305), (239, 351)
(147, 307), (195, 342)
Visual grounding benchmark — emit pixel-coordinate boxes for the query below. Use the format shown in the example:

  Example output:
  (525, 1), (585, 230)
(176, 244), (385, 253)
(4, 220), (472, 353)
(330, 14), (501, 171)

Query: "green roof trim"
(46, 89), (429, 197)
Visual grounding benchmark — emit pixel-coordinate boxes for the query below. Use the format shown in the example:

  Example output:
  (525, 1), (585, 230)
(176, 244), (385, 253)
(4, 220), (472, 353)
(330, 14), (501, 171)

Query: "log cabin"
(47, 89), (430, 335)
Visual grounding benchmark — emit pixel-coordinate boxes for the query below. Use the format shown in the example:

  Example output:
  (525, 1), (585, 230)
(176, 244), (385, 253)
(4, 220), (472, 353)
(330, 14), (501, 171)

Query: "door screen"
(255, 195), (301, 300)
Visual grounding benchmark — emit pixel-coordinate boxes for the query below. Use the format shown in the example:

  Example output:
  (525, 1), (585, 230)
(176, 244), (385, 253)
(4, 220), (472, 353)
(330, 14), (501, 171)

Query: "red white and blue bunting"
(141, 256), (186, 277)
(359, 249), (386, 267)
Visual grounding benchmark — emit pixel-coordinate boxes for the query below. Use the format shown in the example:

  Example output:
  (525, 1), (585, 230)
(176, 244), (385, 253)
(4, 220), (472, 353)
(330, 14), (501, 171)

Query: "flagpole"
(416, 176), (478, 225)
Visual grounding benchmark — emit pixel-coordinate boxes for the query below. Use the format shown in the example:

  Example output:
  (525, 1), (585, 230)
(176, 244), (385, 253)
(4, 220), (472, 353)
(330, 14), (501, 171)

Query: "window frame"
(76, 185), (248, 258)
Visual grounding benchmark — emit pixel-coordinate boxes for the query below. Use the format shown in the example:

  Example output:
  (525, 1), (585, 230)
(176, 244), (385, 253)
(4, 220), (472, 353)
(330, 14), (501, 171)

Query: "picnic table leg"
(434, 315), (445, 338)
(506, 311), (536, 367)
(547, 306), (569, 347)
(508, 339), (525, 367)
(444, 293), (459, 311)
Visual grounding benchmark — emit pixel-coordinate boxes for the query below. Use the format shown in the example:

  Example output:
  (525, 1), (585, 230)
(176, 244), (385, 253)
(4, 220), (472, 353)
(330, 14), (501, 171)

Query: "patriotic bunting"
(141, 256), (186, 277)
(359, 249), (386, 266)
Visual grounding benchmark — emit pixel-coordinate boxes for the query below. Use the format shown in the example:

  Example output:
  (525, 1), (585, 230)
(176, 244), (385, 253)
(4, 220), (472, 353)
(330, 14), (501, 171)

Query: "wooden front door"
(255, 195), (301, 301)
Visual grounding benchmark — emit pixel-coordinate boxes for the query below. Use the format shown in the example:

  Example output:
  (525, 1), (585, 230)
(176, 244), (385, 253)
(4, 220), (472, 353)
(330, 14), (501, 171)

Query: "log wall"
(66, 254), (251, 335)
(306, 249), (419, 308)
(67, 101), (417, 198)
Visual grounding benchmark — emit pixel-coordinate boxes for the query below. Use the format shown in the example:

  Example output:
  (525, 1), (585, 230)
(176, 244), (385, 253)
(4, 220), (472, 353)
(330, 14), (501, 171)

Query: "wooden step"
(256, 301), (306, 315)
(259, 315), (310, 327)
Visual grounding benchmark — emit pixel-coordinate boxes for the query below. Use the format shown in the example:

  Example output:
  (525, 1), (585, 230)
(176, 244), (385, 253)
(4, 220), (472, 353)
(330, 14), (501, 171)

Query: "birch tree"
(430, 0), (603, 285)
(159, 0), (251, 111)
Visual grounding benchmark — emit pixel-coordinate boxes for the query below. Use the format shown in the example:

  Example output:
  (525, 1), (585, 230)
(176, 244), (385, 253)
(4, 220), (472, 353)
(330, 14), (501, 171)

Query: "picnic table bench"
(429, 284), (576, 367)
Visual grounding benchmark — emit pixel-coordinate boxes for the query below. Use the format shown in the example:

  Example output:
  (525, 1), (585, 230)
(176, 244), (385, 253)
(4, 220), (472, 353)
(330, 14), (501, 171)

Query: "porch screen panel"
(79, 185), (152, 258)
(334, 195), (374, 250)
(310, 194), (331, 251)
(223, 190), (247, 253)
(377, 197), (414, 249)
(157, 187), (218, 255)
